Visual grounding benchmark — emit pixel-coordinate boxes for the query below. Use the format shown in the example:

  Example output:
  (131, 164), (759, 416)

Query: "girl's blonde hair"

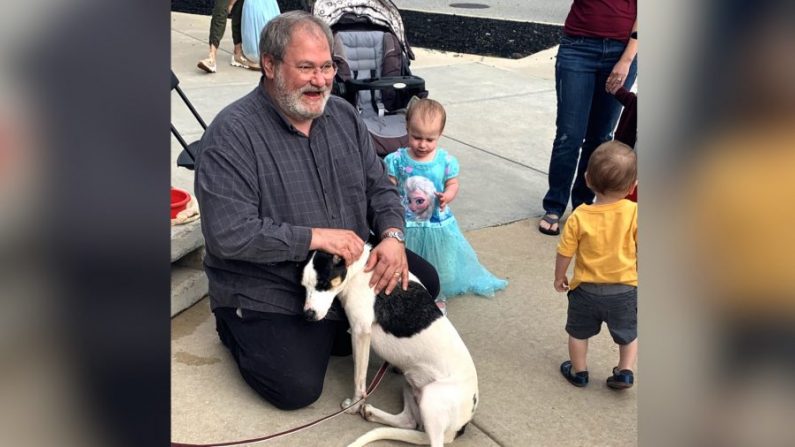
(406, 97), (446, 133)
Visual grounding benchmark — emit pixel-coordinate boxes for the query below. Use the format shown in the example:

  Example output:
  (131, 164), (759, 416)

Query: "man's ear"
(262, 55), (276, 79)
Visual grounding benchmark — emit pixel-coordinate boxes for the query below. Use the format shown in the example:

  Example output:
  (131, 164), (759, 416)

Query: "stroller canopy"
(313, 0), (414, 59)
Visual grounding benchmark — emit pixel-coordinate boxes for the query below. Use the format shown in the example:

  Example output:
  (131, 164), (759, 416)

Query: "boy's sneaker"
(197, 58), (217, 73)
(560, 360), (588, 387)
(606, 367), (634, 389)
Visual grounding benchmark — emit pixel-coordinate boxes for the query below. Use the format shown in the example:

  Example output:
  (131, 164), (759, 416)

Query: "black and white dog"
(301, 245), (479, 447)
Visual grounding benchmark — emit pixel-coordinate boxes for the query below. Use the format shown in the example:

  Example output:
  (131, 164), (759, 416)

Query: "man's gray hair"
(258, 11), (333, 63)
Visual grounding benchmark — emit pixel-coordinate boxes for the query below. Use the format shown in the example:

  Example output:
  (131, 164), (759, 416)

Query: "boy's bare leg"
(568, 336), (589, 372)
(617, 339), (638, 371)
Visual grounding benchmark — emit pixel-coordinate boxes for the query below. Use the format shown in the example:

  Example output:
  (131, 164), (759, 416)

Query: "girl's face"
(407, 190), (431, 215)
(407, 115), (443, 162)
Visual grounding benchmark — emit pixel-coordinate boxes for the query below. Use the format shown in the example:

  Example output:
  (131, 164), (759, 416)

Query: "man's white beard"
(273, 67), (330, 121)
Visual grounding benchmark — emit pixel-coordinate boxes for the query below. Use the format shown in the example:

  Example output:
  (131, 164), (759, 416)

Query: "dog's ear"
(301, 250), (316, 267)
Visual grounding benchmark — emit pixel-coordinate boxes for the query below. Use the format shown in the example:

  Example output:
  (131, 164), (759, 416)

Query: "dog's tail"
(346, 427), (429, 447)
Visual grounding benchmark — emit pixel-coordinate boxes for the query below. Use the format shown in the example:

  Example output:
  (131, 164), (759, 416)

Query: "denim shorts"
(565, 283), (637, 345)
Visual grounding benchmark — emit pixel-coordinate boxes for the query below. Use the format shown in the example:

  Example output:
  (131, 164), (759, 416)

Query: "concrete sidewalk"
(171, 10), (636, 446)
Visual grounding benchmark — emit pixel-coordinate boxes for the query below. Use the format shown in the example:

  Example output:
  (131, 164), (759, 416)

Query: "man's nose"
(310, 70), (327, 86)
(304, 308), (317, 321)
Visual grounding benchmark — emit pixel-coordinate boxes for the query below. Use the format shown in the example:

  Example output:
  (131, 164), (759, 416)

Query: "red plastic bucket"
(171, 187), (191, 219)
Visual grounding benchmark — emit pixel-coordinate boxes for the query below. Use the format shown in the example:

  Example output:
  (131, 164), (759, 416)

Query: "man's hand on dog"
(310, 228), (364, 266)
(365, 238), (408, 295)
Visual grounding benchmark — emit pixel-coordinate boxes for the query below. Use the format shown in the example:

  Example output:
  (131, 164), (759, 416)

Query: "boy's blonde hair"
(586, 141), (637, 195)
(406, 97), (446, 133)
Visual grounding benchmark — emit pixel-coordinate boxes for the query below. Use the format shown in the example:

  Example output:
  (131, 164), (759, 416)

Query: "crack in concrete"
(442, 88), (555, 107)
(470, 419), (506, 446)
(443, 134), (549, 177)
(172, 28), (235, 57)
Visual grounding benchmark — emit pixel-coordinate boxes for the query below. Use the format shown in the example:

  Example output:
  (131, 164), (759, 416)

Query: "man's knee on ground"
(243, 369), (324, 411)
(268, 376), (324, 410)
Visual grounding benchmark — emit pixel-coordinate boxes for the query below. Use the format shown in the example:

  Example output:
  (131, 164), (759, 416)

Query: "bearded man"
(194, 11), (439, 410)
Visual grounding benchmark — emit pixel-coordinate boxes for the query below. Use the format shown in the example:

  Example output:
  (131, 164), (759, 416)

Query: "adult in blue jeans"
(539, 0), (638, 235)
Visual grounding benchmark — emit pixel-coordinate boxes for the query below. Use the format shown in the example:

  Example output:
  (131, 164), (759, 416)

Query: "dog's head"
(301, 251), (348, 321)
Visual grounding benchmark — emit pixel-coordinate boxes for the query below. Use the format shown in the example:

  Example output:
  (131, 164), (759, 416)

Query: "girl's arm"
(387, 175), (398, 186)
(436, 178), (459, 211)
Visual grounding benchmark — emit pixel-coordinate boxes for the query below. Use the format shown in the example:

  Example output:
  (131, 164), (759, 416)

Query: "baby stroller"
(313, 0), (427, 156)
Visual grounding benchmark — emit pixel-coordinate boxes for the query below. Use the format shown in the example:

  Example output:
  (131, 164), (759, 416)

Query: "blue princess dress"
(384, 148), (508, 299)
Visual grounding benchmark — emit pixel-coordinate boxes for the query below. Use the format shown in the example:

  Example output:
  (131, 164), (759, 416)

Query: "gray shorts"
(565, 283), (637, 345)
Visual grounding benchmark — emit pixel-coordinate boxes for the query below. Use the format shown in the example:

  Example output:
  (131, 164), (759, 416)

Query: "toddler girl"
(384, 98), (508, 305)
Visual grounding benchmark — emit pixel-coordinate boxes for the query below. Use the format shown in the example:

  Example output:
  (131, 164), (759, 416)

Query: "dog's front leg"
(342, 322), (371, 414)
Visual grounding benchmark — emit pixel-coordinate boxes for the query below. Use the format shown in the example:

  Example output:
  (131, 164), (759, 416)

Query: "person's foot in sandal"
(231, 53), (251, 69)
(538, 213), (560, 236)
(606, 367), (634, 390)
(560, 360), (588, 387)
(231, 54), (261, 71)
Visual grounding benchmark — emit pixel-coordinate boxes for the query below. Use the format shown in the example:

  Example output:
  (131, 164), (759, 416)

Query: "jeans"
(543, 35), (638, 216)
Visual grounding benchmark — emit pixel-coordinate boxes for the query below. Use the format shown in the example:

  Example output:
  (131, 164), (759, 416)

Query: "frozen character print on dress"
(404, 176), (437, 223)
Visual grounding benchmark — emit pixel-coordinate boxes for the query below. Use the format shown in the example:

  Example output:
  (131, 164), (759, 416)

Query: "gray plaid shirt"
(195, 84), (404, 320)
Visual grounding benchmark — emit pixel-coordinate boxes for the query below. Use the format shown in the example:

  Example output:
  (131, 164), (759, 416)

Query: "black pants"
(214, 249), (439, 410)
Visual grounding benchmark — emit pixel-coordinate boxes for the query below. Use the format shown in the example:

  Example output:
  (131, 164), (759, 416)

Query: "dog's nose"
(304, 308), (317, 321)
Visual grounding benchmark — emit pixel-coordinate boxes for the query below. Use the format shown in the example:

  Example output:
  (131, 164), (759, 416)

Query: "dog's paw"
(360, 403), (374, 421)
(341, 397), (363, 414)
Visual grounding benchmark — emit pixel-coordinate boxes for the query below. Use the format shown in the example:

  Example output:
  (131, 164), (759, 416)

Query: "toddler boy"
(555, 141), (638, 389)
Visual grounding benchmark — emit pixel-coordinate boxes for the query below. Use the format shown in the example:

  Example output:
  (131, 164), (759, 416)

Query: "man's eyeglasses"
(294, 63), (337, 77)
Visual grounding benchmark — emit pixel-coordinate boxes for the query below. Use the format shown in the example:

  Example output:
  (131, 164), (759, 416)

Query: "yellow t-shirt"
(557, 199), (638, 290)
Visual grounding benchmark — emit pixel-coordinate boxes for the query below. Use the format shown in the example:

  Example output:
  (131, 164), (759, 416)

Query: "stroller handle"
(346, 75), (425, 93)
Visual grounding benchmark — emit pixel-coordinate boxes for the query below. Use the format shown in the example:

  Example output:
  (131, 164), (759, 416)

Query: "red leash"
(171, 362), (390, 447)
